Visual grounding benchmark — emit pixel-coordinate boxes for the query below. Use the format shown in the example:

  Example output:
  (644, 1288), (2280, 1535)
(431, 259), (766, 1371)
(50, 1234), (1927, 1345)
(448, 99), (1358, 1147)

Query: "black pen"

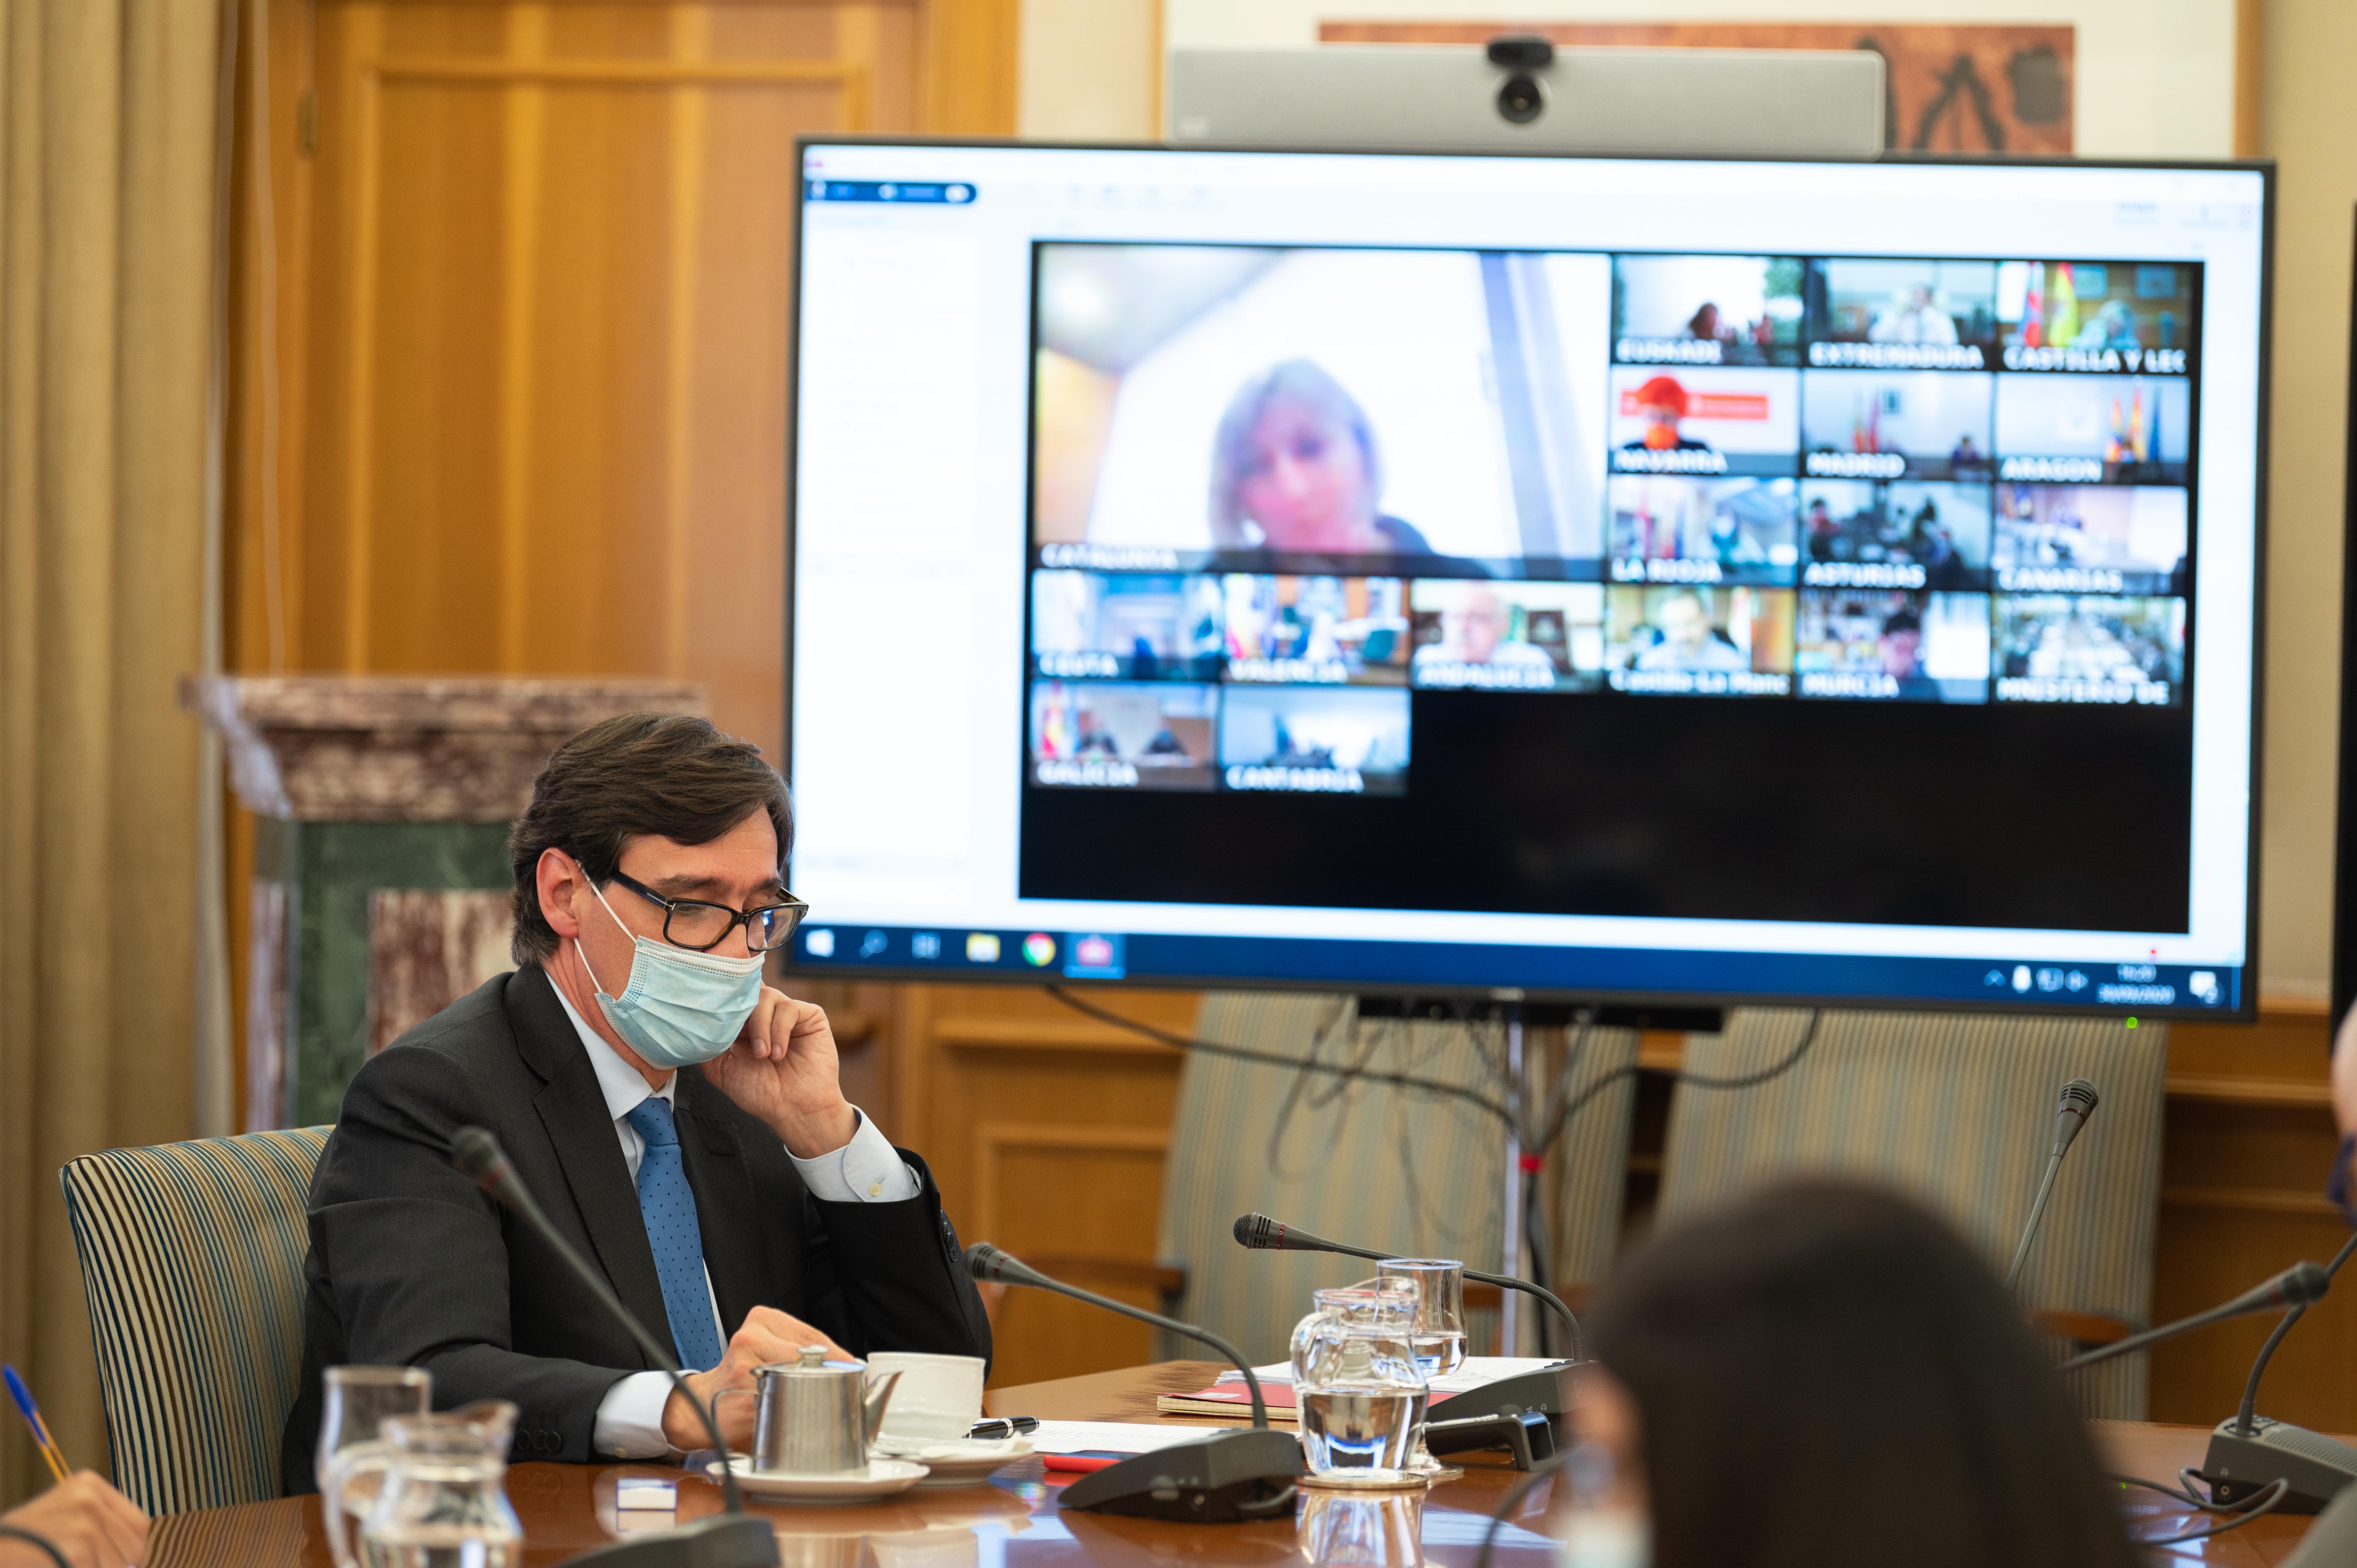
(967, 1416), (1039, 1439)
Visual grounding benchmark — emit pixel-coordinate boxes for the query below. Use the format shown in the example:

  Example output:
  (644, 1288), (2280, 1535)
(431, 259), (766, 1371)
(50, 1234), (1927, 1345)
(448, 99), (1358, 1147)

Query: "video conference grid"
(1025, 247), (2198, 799)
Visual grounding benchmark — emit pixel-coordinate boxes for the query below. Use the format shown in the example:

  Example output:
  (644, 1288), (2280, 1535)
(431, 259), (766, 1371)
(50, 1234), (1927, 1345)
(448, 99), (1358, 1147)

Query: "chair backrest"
(1655, 1008), (2167, 1418)
(59, 1127), (332, 1514)
(1154, 993), (1639, 1363)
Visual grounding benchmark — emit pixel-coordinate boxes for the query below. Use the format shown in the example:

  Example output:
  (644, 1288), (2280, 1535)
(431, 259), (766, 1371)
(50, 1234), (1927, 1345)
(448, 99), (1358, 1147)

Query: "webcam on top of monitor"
(1166, 34), (1883, 159)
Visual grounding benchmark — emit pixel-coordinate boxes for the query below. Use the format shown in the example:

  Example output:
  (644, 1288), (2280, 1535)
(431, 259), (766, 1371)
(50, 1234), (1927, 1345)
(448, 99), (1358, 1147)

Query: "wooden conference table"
(143, 1362), (2325, 1566)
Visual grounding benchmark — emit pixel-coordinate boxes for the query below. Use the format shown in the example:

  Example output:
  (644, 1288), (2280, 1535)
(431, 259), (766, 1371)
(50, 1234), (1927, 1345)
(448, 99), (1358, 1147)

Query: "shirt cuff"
(790, 1107), (920, 1203)
(594, 1370), (680, 1459)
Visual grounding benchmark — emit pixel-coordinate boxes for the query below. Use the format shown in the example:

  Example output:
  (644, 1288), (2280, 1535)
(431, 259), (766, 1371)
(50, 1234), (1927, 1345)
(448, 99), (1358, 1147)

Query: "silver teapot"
(717, 1345), (903, 1475)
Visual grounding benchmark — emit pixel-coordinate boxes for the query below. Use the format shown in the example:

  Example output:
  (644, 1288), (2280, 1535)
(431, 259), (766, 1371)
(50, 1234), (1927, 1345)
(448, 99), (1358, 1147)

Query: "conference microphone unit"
(449, 1128), (779, 1568)
(2199, 1227), (2357, 1514)
(963, 1243), (1299, 1522)
(2004, 1079), (2099, 1293)
(2274, 1472), (2357, 1563)
(1232, 1211), (1578, 1455)
(2060, 1260), (2332, 1372)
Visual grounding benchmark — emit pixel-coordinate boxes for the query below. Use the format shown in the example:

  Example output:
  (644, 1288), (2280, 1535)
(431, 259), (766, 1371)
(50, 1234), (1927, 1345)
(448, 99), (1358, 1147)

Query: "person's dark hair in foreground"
(1585, 1181), (2140, 1568)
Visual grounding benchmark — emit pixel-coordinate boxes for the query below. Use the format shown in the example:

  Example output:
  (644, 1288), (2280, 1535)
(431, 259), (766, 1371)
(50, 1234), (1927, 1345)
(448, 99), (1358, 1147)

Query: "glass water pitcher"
(323, 1399), (524, 1568)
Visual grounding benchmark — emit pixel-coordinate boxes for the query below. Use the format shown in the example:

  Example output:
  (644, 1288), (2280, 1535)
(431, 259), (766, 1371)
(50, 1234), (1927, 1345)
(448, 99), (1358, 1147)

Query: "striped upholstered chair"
(59, 1126), (332, 1513)
(1654, 1009), (2167, 1419)
(1144, 992), (1642, 1365)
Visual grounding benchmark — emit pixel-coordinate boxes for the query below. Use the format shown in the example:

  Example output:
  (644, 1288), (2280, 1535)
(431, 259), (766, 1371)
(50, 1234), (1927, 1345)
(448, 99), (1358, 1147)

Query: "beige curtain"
(0, 0), (221, 1501)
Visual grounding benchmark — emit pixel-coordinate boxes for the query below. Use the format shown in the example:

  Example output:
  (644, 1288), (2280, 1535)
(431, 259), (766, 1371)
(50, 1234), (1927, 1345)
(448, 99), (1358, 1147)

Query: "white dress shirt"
(548, 985), (918, 1458)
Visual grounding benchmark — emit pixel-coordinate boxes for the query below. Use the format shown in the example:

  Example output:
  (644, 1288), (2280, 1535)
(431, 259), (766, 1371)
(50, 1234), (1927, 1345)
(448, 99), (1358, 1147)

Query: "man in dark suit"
(282, 715), (991, 1490)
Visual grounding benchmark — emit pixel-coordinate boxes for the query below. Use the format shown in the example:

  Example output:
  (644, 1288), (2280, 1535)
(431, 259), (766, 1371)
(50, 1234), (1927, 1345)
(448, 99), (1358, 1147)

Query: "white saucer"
(723, 1457), (929, 1503)
(870, 1437), (1033, 1488)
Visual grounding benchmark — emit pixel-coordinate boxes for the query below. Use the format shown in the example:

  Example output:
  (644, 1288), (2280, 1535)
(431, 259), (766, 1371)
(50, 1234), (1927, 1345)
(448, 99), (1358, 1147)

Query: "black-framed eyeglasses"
(606, 869), (809, 954)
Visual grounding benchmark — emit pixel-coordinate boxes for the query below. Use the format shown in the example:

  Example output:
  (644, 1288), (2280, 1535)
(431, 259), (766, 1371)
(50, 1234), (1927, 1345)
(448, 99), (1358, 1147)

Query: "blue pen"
(4, 1363), (69, 1481)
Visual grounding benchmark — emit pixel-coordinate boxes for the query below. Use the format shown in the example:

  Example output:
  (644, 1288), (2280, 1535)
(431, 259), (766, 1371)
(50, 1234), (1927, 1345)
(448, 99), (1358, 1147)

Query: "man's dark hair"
(507, 713), (792, 964)
(1883, 607), (1924, 637)
(1587, 1180), (2139, 1568)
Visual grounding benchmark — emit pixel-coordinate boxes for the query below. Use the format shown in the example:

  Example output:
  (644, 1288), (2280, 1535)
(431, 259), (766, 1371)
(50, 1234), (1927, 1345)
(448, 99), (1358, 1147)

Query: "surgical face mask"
(574, 874), (765, 1070)
(1558, 1438), (1650, 1568)
(1560, 1515), (1650, 1568)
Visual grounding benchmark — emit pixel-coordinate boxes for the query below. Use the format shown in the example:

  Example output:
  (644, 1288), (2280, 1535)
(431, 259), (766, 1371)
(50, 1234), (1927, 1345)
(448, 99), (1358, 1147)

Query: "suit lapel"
(507, 967), (674, 1367)
(676, 1071), (772, 1336)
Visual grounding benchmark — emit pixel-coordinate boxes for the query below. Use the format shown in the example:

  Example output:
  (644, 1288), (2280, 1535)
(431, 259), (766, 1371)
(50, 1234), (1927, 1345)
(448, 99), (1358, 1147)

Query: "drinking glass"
(1378, 1259), (1467, 1480)
(316, 1366), (431, 1550)
(1290, 1279), (1427, 1489)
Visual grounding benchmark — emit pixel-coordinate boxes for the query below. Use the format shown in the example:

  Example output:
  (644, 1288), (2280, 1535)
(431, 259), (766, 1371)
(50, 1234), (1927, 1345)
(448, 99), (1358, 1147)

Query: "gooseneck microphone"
(2200, 1227), (2357, 1512)
(2004, 1079), (2100, 1293)
(2060, 1260), (2332, 1371)
(450, 1128), (779, 1568)
(964, 1243), (1299, 1521)
(1233, 1211), (1585, 1361)
(967, 1243), (1271, 1425)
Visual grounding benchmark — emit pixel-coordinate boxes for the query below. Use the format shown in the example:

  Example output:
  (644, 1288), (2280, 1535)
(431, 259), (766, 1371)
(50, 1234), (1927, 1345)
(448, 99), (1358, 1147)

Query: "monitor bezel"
(780, 136), (2275, 1022)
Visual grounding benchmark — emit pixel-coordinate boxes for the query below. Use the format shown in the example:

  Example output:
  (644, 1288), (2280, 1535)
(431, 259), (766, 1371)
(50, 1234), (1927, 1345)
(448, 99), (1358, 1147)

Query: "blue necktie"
(623, 1097), (725, 1372)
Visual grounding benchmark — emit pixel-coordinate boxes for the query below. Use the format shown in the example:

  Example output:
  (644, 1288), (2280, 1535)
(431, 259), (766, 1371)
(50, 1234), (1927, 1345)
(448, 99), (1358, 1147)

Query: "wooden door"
(223, 0), (1017, 1125)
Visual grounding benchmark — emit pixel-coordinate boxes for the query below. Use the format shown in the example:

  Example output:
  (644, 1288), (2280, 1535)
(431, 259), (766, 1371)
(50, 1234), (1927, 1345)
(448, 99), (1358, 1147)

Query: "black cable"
(2110, 1469), (2267, 1511)
(0, 1524), (71, 1568)
(1046, 985), (1515, 1130)
(1536, 1008), (1826, 1159)
(2116, 1474), (2289, 1546)
(1528, 1010), (1598, 1150)
(1470, 1445), (1575, 1568)
(1522, 1163), (1557, 1359)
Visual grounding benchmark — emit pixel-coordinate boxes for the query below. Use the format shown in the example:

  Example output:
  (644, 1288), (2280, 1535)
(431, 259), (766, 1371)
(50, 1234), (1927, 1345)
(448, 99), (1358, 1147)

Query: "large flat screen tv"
(784, 141), (2270, 1019)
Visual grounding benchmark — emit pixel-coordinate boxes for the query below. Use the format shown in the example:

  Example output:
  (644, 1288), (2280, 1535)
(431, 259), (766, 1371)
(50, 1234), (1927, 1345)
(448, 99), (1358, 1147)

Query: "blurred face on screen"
(1657, 594), (1713, 656)
(1443, 590), (1509, 663)
(1236, 401), (1380, 553)
(1880, 628), (1923, 677)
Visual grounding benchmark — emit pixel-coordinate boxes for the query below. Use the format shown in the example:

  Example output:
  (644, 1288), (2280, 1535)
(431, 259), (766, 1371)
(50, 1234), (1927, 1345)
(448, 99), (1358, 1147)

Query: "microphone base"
(1425, 1409), (1555, 1470)
(2200, 1416), (2357, 1515)
(1429, 1364), (1576, 1451)
(558, 1514), (781, 1568)
(1058, 1429), (1302, 1522)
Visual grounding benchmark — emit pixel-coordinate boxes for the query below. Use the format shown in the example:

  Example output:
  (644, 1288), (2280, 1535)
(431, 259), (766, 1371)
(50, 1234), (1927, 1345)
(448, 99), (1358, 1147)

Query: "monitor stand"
(1350, 995), (1722, 1353)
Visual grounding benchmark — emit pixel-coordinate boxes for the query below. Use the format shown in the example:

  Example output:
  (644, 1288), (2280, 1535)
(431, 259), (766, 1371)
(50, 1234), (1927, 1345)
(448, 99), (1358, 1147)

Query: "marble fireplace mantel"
(182, 675), (708, 821)
(183, 675), (710, 1125)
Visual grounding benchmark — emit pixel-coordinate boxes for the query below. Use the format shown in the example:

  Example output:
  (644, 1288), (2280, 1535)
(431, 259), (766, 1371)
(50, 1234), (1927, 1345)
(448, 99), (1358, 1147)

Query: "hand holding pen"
(4, 1365), (69, 1483)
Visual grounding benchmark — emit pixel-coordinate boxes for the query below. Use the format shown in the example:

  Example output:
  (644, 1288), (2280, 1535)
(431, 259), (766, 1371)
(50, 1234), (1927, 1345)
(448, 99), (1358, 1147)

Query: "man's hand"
(700, 989), (857, 1157)
(662, 1306), (850, 1451)
(0, 1471), (148, 1568)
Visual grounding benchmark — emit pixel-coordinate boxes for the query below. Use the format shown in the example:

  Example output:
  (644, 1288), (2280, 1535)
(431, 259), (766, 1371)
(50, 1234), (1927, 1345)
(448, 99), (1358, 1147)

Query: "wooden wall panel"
(972, 1124), (1171, 1378)
(891, 984), (1198, 1387)
(2148, 1001), (2351, 1428)
(299, 5), (872, 757)
(222, 0), (1018, 1127)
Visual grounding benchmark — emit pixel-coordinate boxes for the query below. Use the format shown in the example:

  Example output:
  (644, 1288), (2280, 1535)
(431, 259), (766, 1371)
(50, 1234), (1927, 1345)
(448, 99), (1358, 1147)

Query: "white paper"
(1214, 1356), (1567, 1395)
(1032, 1420), (1224, 1456)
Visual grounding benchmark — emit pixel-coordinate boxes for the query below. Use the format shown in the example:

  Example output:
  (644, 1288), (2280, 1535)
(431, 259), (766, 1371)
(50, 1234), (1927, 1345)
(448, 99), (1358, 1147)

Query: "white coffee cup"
(864, 1352), (986, 1441)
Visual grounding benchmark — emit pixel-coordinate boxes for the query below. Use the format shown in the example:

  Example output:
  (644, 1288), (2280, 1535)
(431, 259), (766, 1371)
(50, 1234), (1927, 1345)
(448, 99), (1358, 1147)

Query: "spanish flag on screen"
(2050, 263), (2081, 349)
